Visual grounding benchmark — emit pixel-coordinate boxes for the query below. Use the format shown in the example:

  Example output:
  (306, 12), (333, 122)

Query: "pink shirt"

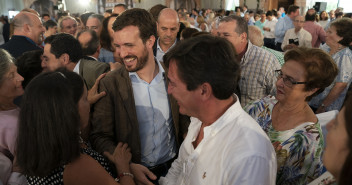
(0, 108), (20, 156)
(304, 21), (326, 48)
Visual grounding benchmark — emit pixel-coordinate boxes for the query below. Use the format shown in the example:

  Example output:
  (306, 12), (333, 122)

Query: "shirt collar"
(73, 60), (81, 74)
(157, 38), (177, 53)
(129, 58), (165, 83)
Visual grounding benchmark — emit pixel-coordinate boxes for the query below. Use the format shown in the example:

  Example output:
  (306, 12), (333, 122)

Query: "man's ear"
(23, 23), (31, 33)
(200, 82), (212, 100)
(240, 32), (247, 43)
(146, 35), (156, 49)
(60, 53), (70, 65)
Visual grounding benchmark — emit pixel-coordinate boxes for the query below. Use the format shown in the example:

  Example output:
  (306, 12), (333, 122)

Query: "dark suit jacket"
(90, 64), (189, 163)
(0, 35), (42, 58)
(79, 58), (110, 90)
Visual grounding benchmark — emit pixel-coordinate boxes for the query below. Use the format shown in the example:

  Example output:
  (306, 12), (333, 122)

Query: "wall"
(0, 0), (24, 17)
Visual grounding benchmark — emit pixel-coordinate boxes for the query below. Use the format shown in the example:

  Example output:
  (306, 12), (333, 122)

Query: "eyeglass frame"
(274, 70), (307, 87)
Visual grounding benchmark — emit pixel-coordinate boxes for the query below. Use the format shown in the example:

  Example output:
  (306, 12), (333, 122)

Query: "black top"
(26, 143), (114, 185)
(0, 35), (42, 58)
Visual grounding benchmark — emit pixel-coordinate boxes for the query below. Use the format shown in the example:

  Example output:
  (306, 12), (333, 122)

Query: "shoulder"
(244, 95), (276, 115)
(63, 154), (115, 185)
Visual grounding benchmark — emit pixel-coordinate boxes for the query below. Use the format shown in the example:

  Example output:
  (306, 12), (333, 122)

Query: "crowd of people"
(0, 3), (352, 185)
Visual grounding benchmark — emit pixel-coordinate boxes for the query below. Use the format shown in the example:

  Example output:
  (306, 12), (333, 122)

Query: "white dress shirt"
(264, 18), (278, 39)
(159, 95), (277, 185)
(281, 28), (312, 50)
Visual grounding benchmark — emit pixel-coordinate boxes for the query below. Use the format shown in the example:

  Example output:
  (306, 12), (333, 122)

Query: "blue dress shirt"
(274, 15), (294, 43)
(129, 60), (177, 167)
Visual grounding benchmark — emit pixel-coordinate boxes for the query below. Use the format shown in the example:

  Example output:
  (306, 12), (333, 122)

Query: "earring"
(78, 131), (84, 144)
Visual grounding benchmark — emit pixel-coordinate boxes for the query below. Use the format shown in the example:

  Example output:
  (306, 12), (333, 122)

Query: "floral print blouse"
(244, 96), (324, 185)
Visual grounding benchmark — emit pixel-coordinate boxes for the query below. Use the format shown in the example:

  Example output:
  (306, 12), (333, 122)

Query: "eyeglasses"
(274, 70), (307, 87)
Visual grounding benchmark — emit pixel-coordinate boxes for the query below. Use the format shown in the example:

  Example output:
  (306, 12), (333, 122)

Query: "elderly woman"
(16, 70), (135, 185)
(0, 49), (26, 184)
(244, 47), (338, 184)
(309, 18), (352, 113)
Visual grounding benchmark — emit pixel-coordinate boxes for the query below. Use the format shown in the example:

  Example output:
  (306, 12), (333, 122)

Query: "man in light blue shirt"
(274, 5), (300, 51)
(90, 8), (189, 185)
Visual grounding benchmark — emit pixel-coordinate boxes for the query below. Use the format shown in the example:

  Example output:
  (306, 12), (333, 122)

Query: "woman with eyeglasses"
(244, 47), (338, 185)
(309, 18), (352, 114)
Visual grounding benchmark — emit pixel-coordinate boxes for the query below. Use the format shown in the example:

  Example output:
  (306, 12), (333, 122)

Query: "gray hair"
(0, 49), (15, 84)
(88, 14), (104, 23)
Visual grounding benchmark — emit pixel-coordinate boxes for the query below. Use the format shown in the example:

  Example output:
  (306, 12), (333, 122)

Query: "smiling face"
(28, 14), (45, 45)
(42, 44), (65, 71)
(167, 60), (200, 117)
(0, 64), (24, 100)
(275, 60), (311, 103)
(61, 18), (77, 35)
(323, 106), (349, 180)
(113, 25), (151, 72)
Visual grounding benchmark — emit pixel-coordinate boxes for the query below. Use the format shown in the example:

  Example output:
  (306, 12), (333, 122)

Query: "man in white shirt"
(159, 35), (277, 185)
(263, 11), (278, 49)
(281, 15), (312, 51)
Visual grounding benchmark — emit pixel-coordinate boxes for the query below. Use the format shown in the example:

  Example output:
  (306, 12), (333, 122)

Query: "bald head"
(248, 25), (264, 47)
(157, 8), (180, 50)
(158, 8), (179, 23)
(13, 12), (45, 44)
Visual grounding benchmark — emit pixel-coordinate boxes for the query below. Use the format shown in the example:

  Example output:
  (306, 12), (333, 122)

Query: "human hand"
(104, 142), (132, 171)
(130, 163), (156, 185)
(87, 73), (106, 104)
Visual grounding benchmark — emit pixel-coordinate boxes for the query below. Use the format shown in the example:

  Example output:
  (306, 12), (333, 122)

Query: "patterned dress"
(26, 143), (115, 185)
(309, 45), (352, 111)
(244, 96), (324, 185)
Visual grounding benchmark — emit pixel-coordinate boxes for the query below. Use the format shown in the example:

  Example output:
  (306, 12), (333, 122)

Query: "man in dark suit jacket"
(42, 33), (109, 90)
(77, 29), (113, 89)
(0, 12), (45, 58)
(90, 8), (189, 184)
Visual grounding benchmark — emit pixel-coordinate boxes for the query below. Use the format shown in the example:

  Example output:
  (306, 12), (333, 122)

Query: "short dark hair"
(340, 92), (352, 185)
(112, 8), (156, 43)
(287, 5), (300, 15)
(77, 29), (100, 56)
(16, 50), (43, 89)
(42, 13), (50, 18)
(16, 69), (84, 177)
(149, 4), (167, 21)
(164, 35), (240, 100)
(330, 18), (352, 46)
(284, 47), (338, 101)
(180, 27), (199, 40)
(105, 9), (112, 14)
(44, 34), (57, 45)
(114, 3), (127, 11)
(266, 10), (273, 17)
(43, 19), (57, 30)
(305, 9), (316, 21)
(219, 15), (248, 40)
(50, 33), (83, 63)
(100, 14), (118, 51)
(80, 12), (94, 26)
